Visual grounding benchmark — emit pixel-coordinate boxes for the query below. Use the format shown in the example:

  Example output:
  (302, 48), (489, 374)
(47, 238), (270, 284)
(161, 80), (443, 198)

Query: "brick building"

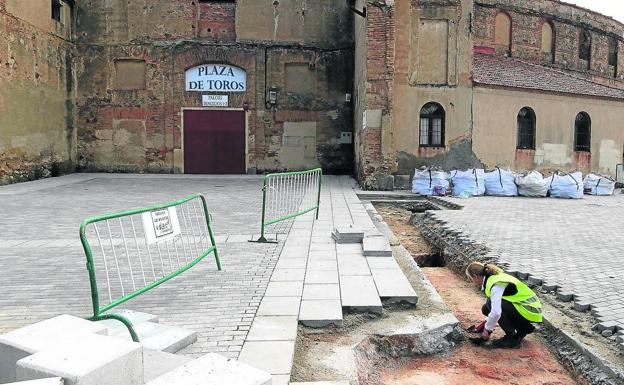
(3, 0), (624, 189)
(0, 0), (354, 184)
(355, 0), (624, 189)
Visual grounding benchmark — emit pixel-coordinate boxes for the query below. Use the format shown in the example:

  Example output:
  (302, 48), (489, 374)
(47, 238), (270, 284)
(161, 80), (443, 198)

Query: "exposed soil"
(375, 205), (582, 385)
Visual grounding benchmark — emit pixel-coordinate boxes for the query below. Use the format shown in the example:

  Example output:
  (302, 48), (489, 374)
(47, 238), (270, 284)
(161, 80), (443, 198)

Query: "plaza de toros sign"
(185, 64), (247, 92)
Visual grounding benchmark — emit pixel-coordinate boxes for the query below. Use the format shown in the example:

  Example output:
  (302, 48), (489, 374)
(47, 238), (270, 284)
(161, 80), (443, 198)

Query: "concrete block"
(303, 284), (340, 300)
(362, 236), (392, 257)
(0, 315), (108, 383)
(371, 269), (418, 305)
(299, 300), (343, 328)
(264, 281), (304, 297)
(98, 310), (158, 333)
(146, 353), (271, 385)
(257, 297), (301, 316)
(239, 341), (295, 375)
(109, 321), (197, 353)
(594, 321), (620, 332)
(337, 254), (371, 276)
(573, 301), (591, 312)
(143, 349), (193, 383)
(332, 225), (364, 244)
(16, 334), (143, 385)
(366, 257), (400, 270)
(246, 316), (298, 341)
(556, 291), (574, 302)
(340, 276), (382, 314)
(272, 375), (290, 385)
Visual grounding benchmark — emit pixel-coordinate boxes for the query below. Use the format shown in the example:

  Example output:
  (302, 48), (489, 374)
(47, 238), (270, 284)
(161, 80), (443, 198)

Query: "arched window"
(574, 112), (591, 152)
(419, 102), (445, 147)
(541, 21), (555, 59)
(494, 12), (512, 54)
(517, 107), (536, 150)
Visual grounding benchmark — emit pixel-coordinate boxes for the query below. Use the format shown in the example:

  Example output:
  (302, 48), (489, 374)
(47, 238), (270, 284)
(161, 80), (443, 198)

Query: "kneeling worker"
(465, 261), (543, 348)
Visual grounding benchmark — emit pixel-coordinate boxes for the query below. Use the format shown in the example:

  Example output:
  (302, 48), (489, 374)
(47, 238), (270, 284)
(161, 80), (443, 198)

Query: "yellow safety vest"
(484, 273), (543, 323)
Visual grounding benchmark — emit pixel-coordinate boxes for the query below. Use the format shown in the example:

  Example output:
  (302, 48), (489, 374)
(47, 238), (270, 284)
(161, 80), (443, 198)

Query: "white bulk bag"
(412, 169), (450, 196)
(583, 174), (615, 196)
(515, 171), (548, 197)
(450, 169), (486, 196)
(546, 171), (584, 199)
(484, 168), (518, 196)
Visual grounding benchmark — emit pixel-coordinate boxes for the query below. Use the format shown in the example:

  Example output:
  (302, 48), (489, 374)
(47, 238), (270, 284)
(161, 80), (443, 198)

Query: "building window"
(609, 37), (618, 77)
(541, 21), (555, 59)
(494, 12), (512, 54)
(51, 0), (62, 22)
(579, 29), (591, 65)
(419, 102), (445, 147)
(574, 112), (591, 152)
(517, 107), (536, 150)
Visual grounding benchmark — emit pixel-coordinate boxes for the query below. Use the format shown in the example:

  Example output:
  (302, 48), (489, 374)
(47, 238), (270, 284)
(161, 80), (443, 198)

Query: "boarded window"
(609, 37), (618, 77)
(419, 102), (445, 147)
(574, 112), (591, 152)
(541, 22), (554, 54)
(417, 20), (449, 85)
(494, 12), (512, 53)
(579, 30), (591, 61)
(115, 60), (146, 90)
(517, 107), (536, 150)
(285, 63), (315, 94)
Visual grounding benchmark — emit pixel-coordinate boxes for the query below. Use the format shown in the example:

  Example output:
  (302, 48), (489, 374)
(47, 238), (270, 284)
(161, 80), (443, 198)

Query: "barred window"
(419, 102), (445, 147)
(517, 107), (536, 150)
(574, 112), (591, 152)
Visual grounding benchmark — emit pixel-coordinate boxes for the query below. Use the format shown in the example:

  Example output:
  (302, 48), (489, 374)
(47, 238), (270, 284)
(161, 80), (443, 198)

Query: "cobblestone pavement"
(431, 195), (624, 333)
(0, 174), (291, 358)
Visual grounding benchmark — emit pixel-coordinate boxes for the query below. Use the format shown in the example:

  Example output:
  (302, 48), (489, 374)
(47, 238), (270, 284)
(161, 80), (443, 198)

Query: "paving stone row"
(429, 195), (624, 336)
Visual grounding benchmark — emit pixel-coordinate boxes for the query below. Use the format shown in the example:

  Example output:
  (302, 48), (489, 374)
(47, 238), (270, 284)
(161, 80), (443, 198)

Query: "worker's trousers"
(482, 299), (535, 337)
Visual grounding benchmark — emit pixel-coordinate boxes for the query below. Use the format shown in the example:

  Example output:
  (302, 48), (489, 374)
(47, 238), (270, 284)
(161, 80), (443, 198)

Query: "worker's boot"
(492, 333), (521, 349)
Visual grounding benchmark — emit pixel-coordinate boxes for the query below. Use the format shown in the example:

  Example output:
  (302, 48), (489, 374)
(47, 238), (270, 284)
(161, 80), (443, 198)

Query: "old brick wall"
(474, 0), (624, 86)
(75, 0), (353, 174)
(0, 1), (75, 185)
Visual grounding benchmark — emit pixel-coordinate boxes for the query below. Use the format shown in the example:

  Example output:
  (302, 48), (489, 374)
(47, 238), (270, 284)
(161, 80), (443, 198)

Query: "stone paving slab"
(370, 269), (418, 304)
(299, 300), (343, 328)
(302, 284), (340, 300)
(362, 236), (392, 257)
(339, 276), (382, 313)
(256, 297), (301, 316)
(238, 341), (295, 375)
(246, 316), (298, 341)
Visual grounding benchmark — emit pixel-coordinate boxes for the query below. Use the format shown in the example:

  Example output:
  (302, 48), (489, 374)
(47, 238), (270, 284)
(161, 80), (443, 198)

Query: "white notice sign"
(202, 94), (229, 107)
(142, 207), (181, 244)
(186, 64), (247, 92)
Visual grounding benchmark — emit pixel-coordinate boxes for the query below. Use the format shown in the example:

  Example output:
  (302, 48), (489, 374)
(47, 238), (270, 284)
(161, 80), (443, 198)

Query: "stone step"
(4, 378), (64, 385)
(0, 315), (108, 383)
(340, 276), (382, 314)
(143, 349), (194, 383)
(97, 310), (159, 333)
(109, 322), (197, 353)
(146, 353), (271, 385)
(16, 333), (143, 385)
(362, 236), (392, 257)
(370, 269), (418, 305)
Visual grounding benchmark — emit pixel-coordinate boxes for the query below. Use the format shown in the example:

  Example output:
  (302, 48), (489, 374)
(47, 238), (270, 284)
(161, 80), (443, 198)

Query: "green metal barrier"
(253, 168), (322, 243)
(79, 193), (221, 342)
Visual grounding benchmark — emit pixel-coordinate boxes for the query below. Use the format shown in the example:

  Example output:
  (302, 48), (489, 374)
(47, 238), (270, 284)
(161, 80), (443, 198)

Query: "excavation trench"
(292, 201), (585, 385)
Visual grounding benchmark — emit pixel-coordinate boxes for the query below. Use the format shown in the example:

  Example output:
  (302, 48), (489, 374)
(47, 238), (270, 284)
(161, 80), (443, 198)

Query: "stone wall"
(0, 0), (75, 185)
(474, 0), (624, 86)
